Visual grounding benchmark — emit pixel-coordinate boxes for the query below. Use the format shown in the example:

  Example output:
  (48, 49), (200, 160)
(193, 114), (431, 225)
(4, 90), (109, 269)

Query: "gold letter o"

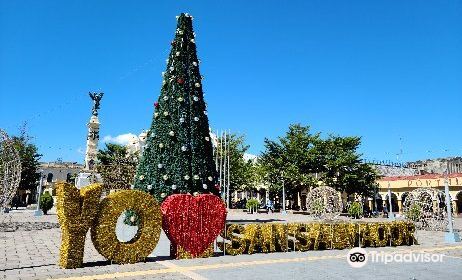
(91, 190), (162, 264)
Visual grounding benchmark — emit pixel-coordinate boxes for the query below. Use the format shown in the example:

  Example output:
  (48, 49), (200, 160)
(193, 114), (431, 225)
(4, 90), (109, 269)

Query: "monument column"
(76, 92), (104, 188)
(84, 115), (100, 171)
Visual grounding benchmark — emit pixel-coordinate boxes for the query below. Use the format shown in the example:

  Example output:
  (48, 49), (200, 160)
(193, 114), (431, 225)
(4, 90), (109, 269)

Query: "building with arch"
(376, 173), (462, 215)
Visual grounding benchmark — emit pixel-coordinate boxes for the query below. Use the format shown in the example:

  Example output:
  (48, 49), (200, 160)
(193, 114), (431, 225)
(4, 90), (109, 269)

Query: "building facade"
(376, 173), (462, 215)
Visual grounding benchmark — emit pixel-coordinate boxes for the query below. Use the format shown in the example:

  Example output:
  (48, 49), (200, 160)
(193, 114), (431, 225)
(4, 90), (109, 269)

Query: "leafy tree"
(11, 125), (42, 202)
(96, 143), (138, 191)
(260, 124), (379, 205)
(260, 124), (319, 203)
(134, 14), (217, 201)
(315, 135), (379, 197)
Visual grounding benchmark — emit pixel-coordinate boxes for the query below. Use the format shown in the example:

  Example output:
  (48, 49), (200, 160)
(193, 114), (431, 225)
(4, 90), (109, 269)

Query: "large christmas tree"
(134, 13), (218, 201)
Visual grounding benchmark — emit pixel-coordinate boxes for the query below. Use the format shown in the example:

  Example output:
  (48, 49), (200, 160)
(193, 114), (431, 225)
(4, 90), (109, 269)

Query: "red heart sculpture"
(161, 194), (227, 257)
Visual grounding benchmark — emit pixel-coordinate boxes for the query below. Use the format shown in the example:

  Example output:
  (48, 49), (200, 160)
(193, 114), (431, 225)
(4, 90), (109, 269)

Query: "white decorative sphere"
(163, 111), (169, 116)
(171, 184), (177, 190)
(163, 96), (168, 101)
(130, 216), (136, 223)
(176, 51), (180, 56)
(193, 96), (199, 101)
(205, 137), (210, 141)
(159, 143), (164, 148)
(170, 66), (174, 71)
(147, 184), (152, 190)
(154, 112), (159, 118)
(194, 117), (199, 122)
(169, 131), (175, 137)
(178, 97), (184, 102)
(202, 184), (208, 189)
(158, 163), (163, 169)
(161, 193), (166, 198)
(193, 61), (198, 66)
(194, 175), (199, 180)
(184, 175), (190, 180)
(203, 111), (208, 115)
(195, 83), (201, 88)
(163, 175), (169, 180)
(208, 176), (213, 181)
(139, 175), (145, 180)
(181, 146), (187, 151)
(179, 117), (185, 123)
(190, 39), (195, 43)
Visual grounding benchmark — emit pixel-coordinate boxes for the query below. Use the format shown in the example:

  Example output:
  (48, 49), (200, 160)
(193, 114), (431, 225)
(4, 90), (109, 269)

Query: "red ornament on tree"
(154, 102), (159, 108)
(177, 78), (184, 84)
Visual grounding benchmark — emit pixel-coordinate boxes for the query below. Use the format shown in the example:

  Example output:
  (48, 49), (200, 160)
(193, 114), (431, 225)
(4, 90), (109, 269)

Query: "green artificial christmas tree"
(134, 13), (218, 201)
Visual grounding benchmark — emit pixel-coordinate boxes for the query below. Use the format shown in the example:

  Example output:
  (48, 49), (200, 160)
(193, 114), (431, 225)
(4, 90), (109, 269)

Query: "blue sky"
(1, 0), (461, 163)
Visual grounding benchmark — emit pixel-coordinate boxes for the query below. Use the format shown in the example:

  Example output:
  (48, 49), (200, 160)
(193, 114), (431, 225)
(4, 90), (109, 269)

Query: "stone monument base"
(75, 172), (102, 189)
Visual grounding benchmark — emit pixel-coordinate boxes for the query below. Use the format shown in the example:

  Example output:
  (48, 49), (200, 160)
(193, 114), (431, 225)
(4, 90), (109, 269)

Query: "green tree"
(134, 14), (217, 201)
(260, 124), (379, 204)
(39, 191), (54, 215)
(315, 135), (379, 197)
(97, 143), (138, 191)
(260, 124), (319, 203)
(11, 125), (42, 202)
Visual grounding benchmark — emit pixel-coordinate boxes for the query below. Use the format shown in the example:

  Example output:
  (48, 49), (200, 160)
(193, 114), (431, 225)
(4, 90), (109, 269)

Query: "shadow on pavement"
(226, 219), (284, 223)
(82, 256), (172, 268)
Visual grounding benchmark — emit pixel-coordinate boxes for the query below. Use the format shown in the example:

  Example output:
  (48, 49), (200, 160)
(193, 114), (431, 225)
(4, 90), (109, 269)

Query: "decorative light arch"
(0, 129), (22, 213)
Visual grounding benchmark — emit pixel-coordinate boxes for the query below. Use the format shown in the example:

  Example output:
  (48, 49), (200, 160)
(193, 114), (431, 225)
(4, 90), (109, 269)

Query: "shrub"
(40, 191), (54, 215)
(348, 201), (363, 219)
(246, 198), (260, 210)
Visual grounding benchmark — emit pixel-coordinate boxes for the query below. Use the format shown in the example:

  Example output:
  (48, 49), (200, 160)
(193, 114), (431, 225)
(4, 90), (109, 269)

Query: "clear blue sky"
(1, 0), (461, 163)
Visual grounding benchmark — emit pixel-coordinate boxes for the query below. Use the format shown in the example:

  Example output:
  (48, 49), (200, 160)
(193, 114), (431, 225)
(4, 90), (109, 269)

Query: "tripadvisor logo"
(347, 248), (368, 268)
(347, 248), (444, 268)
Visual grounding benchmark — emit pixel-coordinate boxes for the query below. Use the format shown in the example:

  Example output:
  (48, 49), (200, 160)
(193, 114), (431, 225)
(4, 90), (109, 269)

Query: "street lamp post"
(387, 182), (395, 220)
(444, 173), (460, 243)
(281, 172), (286, 215)
(34, 170), (43, 216)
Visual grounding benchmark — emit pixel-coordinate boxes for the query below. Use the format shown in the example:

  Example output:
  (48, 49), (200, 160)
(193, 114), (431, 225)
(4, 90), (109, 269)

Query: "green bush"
(40, 191), (54, 215)
(348, 201), (363, 219)
(246, 198), (260, 210)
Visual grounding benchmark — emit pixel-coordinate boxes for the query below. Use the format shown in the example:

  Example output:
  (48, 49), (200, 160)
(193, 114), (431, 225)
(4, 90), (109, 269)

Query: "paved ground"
(1, 208), (462, 280)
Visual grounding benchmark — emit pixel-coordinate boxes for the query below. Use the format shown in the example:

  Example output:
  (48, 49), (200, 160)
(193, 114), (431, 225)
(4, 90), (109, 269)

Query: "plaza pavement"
(1, 208), (462, 280)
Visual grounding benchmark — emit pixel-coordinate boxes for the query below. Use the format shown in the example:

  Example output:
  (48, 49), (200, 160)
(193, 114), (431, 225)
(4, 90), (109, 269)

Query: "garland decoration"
(161, 194), (227, 258)
(91, 190), (162, 264)
(219, 221), (417, 255)
(56, 182), (103, 269)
